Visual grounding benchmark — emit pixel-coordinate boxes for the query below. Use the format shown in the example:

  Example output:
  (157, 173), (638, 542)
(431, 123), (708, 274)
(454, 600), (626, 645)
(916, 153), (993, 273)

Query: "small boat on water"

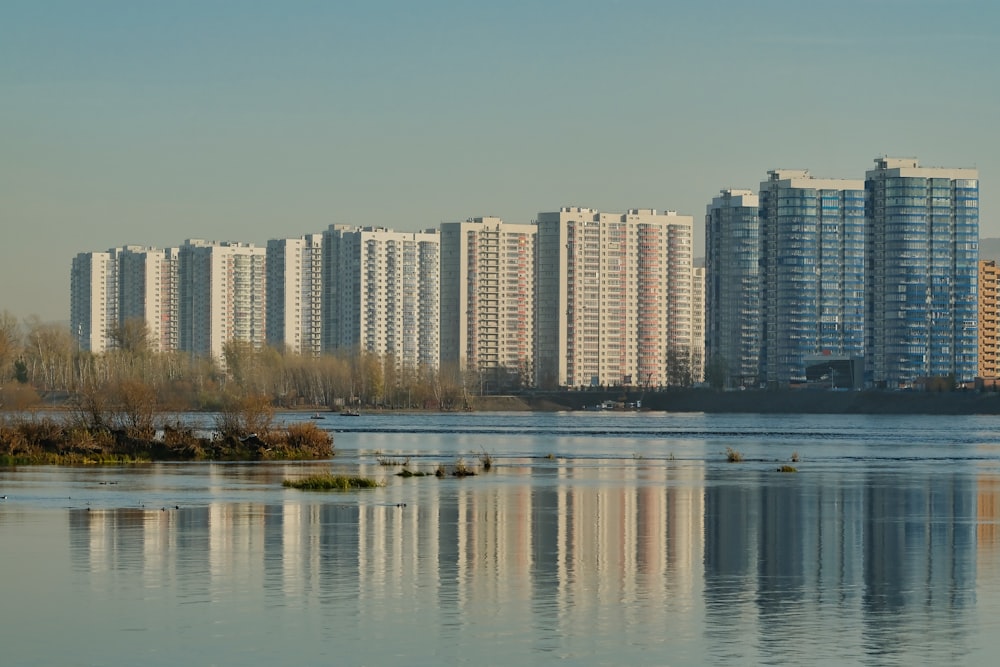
(340, 410), (361, 417)
(310, 413), (325, 420)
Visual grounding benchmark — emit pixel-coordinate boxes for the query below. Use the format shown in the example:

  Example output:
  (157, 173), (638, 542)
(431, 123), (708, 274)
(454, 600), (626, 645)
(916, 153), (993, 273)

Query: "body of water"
(3, 411), (1000, 665)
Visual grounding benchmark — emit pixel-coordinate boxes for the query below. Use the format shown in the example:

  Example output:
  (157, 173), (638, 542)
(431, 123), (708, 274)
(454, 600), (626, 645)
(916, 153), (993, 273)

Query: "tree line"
(0, 313), (513, 412)
(0, 311), (703, 414)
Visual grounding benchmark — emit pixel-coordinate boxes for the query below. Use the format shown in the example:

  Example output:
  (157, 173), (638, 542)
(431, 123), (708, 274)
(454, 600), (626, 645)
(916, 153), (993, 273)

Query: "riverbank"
(23, 388), (1000, 417)
(475, 389), (1000, 415)
(0, 417), (334, 465)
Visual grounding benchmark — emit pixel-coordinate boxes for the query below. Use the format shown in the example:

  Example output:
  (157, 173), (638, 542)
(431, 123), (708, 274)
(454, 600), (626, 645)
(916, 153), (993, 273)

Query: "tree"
(108, 318), (151, 355)
(665, 347), (693, 388)
(215, 392), (275, 440)
(23, 317), (75, 392)
(0, 310), (22, 384)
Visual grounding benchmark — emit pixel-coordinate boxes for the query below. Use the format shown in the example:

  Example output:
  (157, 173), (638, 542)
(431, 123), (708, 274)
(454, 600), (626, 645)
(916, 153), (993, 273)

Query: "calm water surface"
(3, 412), (1000, 666)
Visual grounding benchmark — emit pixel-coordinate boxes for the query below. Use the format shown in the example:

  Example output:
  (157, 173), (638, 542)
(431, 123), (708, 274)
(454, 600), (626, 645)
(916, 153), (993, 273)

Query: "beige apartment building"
(119, 245), (180, 353)
(70, 249), (121, 353)
(72, 245), (179, 354)
(980, 259), (999, 380)
(440, 217), (535, 388)
(178, 239), (267, 361)
(266, 234), (324, 356)
(691, 264), (705, 383)
(534, 207), (694, 388)
(323, 225), (440, 372)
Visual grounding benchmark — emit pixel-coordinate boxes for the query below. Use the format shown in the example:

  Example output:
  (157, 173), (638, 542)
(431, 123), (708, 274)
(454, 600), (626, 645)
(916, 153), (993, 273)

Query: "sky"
(2, 0), (998, 323)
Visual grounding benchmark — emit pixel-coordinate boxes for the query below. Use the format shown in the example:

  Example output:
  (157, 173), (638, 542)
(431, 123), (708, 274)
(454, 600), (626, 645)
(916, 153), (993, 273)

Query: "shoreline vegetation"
(3, 316), (999, 467)
(1, 393), (333, 466)
(4, 387), (1000, 466)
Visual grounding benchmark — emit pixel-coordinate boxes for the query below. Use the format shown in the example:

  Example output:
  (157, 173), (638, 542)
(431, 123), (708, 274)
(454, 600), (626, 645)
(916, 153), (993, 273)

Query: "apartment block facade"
(705, 189), (760, 388)
(178, 239), (267, 360)
(440, 217), (535, 386)
(534, 207), (693, 389)
(980, 259), (998, 380)
(323, 226), (440, 371)
(70, 250), (121, 353)
(865, 158), (979, 386)
(266, 234), (324, 356)
(119, 245), (179, 353)
(759, 170), (865, 384)
(690, 264), (705, 383)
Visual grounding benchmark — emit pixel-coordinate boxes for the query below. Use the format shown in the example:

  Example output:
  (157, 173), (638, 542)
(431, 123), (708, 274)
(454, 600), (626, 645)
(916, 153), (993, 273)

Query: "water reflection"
(38, 459), (1000, 665)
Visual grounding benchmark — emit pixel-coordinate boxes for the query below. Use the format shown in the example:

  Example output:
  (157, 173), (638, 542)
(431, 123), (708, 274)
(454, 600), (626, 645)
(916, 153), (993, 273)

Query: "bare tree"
(108, 318), (151, 355)
(24, 317), (75, 392)
(0, 310), (22, 384)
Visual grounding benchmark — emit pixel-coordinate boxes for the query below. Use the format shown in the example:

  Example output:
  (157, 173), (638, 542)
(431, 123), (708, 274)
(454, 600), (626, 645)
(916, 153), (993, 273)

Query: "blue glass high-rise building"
(705, 189), (760, 388)
(759, 170), (866, 385)
(865, 158), (979, 387)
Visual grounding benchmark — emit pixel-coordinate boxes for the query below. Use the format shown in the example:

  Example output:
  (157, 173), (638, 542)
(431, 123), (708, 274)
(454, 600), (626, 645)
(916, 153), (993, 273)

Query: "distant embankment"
(487, 389), (1000, 415)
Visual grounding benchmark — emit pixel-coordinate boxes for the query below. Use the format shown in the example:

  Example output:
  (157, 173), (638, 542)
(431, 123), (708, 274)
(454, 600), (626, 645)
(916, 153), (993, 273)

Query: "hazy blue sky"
(2, 0), (997, 322)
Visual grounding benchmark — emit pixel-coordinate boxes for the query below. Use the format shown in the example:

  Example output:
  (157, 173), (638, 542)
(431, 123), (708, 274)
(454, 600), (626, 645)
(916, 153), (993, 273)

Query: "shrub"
(453, 457), (476, 477)
(214, 393), (275, 441)
(478, 449), (494, 471)
(725, 447), (744, 463)
(280, 422), (334, 458)
(777, 465), (798, 473)
(283, 473), (381, 490)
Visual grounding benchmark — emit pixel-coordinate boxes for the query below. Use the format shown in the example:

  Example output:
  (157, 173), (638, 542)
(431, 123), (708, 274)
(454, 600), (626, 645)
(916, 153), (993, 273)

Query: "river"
(2, 411), (1000, 665)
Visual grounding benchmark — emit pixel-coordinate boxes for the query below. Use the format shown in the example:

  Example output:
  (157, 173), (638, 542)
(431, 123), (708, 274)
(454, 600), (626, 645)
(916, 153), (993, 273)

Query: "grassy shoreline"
(0, 415), (333, 465)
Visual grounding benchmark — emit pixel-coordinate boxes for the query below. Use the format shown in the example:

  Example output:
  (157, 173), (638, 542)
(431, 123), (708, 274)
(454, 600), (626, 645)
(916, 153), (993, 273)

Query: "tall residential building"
(759, 170), (865, 385)
(266, 234), (324, 356)
(440, 217), (535, 387)
(691, 263), (705, 384)
(865, 157), (979, 387)
(119, 245), (179, 353)
(178, 239), (267, 360)
(70, 249), (121, 353)
(534, 207), (694, 389)
(979, 260), (998, 380)
(323, 226), (440, 371)
(705, 189), (760, 388)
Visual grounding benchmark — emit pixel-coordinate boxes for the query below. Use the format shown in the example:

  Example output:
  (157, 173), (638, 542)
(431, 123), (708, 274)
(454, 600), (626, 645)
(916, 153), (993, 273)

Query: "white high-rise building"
(119, 245), (179, 353)
(266, 234), (324, 356)
(178, 239), (267, 360)
(440, 217), (535, 387)
(691, 264), (705, 383)
(534, 207), (694, 389)
(70, 250), (121, 353)
(323, 226), (440, 371)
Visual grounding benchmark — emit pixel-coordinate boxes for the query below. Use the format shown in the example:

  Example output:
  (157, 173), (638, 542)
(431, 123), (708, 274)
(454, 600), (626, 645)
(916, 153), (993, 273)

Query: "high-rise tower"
(759, 170), (865, 385)
(266, 234), (324, 356)
(865, 157), (979, 387)
(177, 239), (267, 360)
(705, 189), (760, 388)
(440, 217), (535, 389)
(534, 207), (693, 389)
(323, 226), (440, 372)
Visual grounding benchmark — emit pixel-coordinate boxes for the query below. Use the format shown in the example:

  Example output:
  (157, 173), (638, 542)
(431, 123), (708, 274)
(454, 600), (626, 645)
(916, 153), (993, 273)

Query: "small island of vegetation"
(1, 390), (332, 465)
(282, 473), (381, 490)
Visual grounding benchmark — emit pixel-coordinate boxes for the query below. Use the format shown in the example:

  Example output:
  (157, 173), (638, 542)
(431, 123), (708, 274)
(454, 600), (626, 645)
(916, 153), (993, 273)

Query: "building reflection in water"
(703, 467), (978, 663)
(67, 462), (991, 661)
